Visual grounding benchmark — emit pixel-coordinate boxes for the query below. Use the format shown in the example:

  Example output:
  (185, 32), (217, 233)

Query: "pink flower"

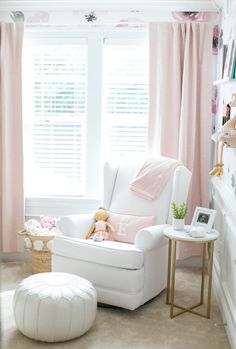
(40, 216), (56, 229)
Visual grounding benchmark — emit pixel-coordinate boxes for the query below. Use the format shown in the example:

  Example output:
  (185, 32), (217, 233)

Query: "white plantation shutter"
(103, 39), (149, 159)
(23, 34), (149, 200)
(23, 42), (87, 196)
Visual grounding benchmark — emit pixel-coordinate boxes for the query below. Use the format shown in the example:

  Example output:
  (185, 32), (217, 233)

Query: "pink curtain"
(149, 22), (213, 258)
(0, 23), (24, 252)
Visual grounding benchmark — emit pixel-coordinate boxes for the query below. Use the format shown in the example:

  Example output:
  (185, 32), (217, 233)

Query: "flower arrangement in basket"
(19, 216), (60, 274)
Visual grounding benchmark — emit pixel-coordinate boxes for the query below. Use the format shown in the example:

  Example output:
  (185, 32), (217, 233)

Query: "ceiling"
(0, 0), (224, 12)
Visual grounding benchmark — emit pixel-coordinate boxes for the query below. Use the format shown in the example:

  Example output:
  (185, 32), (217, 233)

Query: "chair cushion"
(108, 212), (155, 243)
(52, 236), (144, 269)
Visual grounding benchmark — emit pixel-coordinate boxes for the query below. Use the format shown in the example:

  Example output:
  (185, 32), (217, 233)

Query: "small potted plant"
(171, 202), (188, 230)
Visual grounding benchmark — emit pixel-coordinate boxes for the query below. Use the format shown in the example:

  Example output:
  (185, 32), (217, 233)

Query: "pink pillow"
(108, 212), (155, 244)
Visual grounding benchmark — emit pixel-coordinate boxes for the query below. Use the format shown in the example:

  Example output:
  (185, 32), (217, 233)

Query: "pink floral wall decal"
(116, 18), (145, 28)
(26, 11), (49, 23)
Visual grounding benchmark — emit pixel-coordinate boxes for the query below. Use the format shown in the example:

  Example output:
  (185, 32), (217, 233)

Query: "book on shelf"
(229, 46), (236, 78)
(232, 48), (236, 79)
(218, 44), (228, 79)
(223, 39), (235, 79)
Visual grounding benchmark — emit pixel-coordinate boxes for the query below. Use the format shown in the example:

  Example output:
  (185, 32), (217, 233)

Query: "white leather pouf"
(13, 272), (97, 342)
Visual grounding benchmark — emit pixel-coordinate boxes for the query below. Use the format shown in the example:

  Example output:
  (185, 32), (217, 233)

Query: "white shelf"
(213, 78), (236, 86)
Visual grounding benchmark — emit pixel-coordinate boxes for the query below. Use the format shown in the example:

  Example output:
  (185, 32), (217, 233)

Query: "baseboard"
(1, 253), (201, 265)
(0, 251), (31, 262)
(213, 263), (236, 349)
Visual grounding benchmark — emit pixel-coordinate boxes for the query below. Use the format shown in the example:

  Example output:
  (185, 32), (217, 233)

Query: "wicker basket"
(18, 231), (55, 274)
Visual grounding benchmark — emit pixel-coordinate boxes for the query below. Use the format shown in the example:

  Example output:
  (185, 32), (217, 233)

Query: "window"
(23, 41), (87, 196)
(23, 33), (148, 198)
(103, 39), (149, 159)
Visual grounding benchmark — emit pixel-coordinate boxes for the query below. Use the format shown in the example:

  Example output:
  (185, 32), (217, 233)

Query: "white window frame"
(24, 28), (148, 216)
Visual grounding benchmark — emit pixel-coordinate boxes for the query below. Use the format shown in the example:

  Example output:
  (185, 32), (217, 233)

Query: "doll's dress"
(93, 220), (114, 241)
(95, 221), (107, 233)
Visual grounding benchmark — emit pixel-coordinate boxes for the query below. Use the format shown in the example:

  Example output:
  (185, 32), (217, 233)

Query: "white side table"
(164, 226), (219, 319)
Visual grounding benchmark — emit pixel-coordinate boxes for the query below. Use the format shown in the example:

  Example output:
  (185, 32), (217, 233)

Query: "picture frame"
(191, 207), (217, 232)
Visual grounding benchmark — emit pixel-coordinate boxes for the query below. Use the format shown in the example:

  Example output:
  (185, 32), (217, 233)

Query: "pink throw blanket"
(130, 157), (180, 200)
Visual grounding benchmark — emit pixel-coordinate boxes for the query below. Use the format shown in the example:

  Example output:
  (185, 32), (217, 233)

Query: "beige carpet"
(1, 262), (230, 349)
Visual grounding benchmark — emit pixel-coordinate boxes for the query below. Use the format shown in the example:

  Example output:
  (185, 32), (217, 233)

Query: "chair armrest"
(135, 224), (169, 251)
(57, 214), (94, 238)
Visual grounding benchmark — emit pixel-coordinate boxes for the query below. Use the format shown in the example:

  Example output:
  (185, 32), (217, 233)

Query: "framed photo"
(191, 207), (216, 232)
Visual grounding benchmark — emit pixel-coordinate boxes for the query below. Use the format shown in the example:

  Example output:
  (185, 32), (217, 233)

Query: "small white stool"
(13, 272), (97, 342)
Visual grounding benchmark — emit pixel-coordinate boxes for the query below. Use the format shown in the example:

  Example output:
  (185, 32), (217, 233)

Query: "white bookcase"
(211, 177), (236, 349)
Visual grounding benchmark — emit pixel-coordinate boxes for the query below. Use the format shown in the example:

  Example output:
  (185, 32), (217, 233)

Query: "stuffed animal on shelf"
(210, 115), (236, 177)
(86, 208), (116, 242)
(209, 141), (224, 176)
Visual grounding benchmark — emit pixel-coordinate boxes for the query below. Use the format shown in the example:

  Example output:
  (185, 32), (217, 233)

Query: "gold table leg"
(166, 239), (172, 305)
(207, 241), (214, 318)
(170, 240), (177, 318)
(200, 242), (206, 304)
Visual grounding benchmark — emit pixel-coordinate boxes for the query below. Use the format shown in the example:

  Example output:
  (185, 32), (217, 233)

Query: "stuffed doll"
(24, 219), (42, 235)
(210, 115), (236, 176)
(86, 208), (115, 242)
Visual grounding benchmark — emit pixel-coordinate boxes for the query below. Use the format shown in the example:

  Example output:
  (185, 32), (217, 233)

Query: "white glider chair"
(52, 159), (191, 310)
